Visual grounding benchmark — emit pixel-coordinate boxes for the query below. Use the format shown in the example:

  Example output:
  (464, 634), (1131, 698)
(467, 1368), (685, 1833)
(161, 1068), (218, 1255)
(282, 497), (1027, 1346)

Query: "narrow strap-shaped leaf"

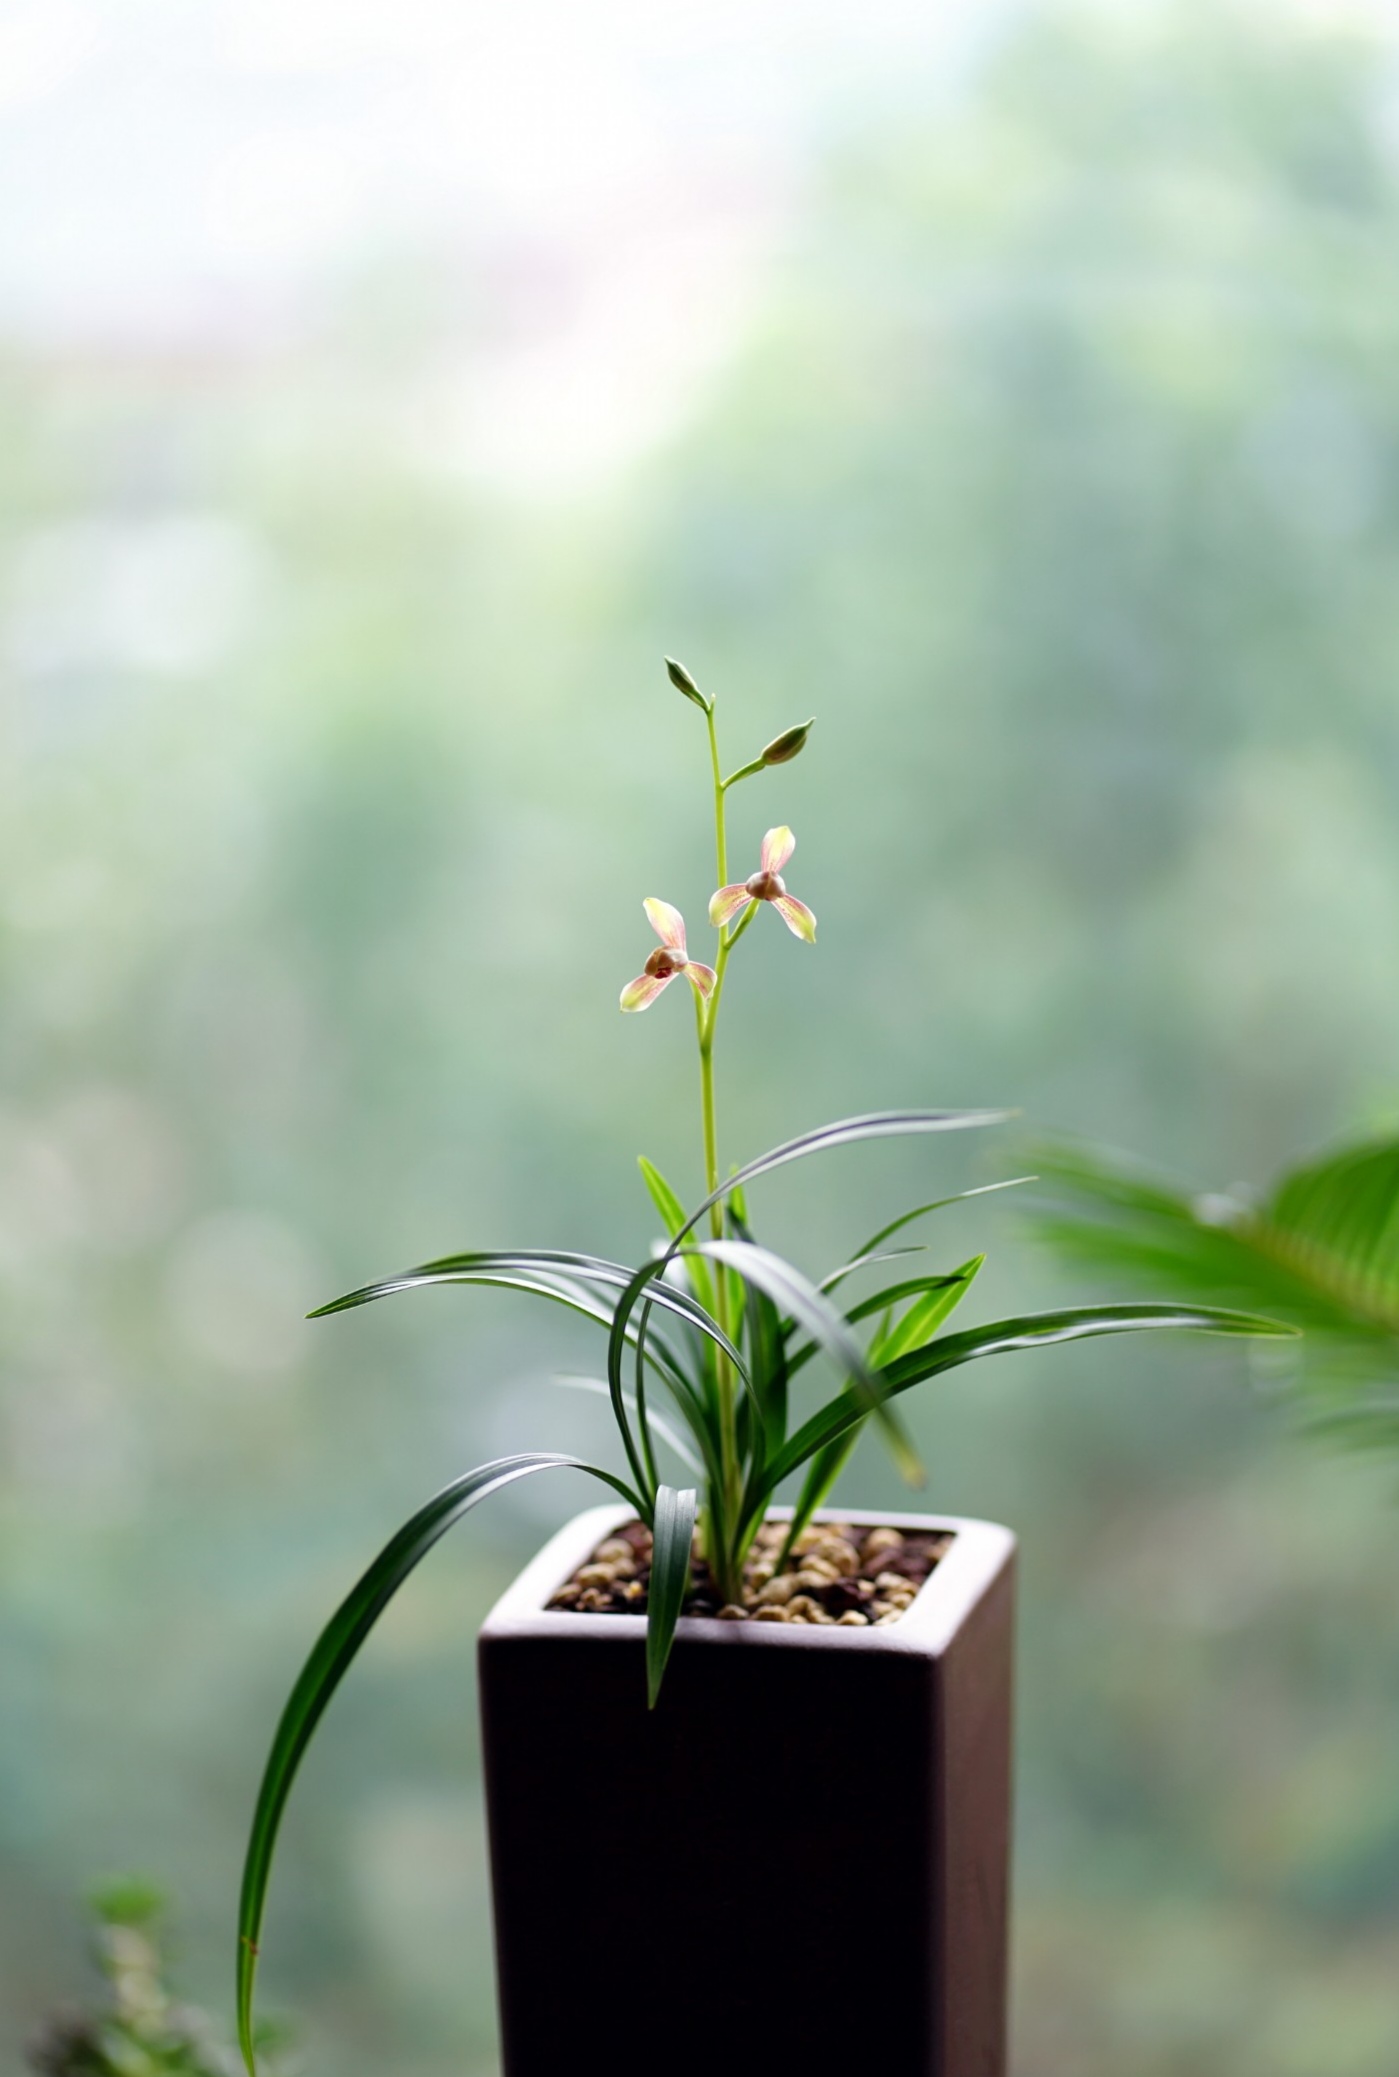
(843, 1175), (1036, 1270)
(816, 1244), (926, 1295)
(310, 1247), (637, 1315)
(605, 1255), (751, 1486)
(671, 1110), (1009, 1247)
(868, 1254), (984, 1367)
(760, 1303), (1293, 1496)
(692, 1238), (923, 1484)
(315, 1248), (738, 1510)
(838, 1270), (974, 1330)
(638, 1157), (688, 1237)
(236, 1452), (638, 2074)
(776, 1426), (864, 1570)
(311, 1250), (735, 1360)
(640, 1156), (720, 1321)
(726, 1198), (787, 1461)
(553, 1378), (704, 1476)
(605, 1116), (1006, 1464)
(647, 1484), (698, 1708)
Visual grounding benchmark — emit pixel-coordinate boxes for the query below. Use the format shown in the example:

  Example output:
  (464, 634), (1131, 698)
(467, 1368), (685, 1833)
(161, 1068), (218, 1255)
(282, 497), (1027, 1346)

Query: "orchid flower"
(708, 826), (816, 942)
(620, 899), (718, 1012)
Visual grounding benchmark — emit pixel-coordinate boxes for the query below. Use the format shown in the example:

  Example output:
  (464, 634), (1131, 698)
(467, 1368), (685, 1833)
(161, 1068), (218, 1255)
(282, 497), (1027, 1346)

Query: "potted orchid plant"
(236, 660), (1289, 2076)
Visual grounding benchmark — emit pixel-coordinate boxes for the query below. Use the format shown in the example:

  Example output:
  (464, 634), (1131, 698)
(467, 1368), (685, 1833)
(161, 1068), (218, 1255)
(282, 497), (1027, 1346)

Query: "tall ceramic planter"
(478, 1504), (1015, 2077)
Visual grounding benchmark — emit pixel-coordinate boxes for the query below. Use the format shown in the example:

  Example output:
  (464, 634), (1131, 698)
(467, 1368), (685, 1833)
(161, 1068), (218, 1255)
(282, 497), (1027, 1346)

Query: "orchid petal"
(708, 884), (751, 927)
(772, 894), (816, 942)
(643, 898), (687, 953)
(685, 962), (717, 999)
(621, 972), (672, 1012)
(761, 825), (796, 874)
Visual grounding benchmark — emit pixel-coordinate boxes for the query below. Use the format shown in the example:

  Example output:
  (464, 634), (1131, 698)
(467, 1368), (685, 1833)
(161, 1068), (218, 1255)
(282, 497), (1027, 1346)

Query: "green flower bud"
(666, 656), (711, 714)
(761, 718), (814, 765)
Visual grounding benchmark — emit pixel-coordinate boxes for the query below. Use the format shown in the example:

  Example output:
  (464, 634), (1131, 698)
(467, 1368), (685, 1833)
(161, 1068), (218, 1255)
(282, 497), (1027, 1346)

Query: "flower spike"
(708, 826), (816, 942)
(621, 899), (718, 1012)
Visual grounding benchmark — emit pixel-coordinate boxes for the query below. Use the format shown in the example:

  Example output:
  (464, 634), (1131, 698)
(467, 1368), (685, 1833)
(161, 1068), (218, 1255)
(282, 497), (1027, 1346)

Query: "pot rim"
(480, 1503), (1015, 1658)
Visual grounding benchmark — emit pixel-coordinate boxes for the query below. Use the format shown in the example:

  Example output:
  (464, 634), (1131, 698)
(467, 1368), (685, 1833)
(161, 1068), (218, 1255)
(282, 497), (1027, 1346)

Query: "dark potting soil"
(547, 1519), (952, 1626)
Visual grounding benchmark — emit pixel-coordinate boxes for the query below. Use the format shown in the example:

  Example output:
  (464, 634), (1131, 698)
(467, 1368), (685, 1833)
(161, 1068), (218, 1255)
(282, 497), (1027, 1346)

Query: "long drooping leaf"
(235, 1453), (638, 2075)
(311, 1249), (731, 1354)
(761, 1303), (1293, 1495)
(313, 1248), (739, 1508)
(693, 1238), (923, 1484)
(647, 1484), (698, 1708)
(553, 1377), (704, 1476)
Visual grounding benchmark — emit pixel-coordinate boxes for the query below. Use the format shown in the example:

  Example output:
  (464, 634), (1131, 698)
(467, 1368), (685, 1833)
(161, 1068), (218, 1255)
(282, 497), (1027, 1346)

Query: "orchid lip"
(746, 870), (785, 900)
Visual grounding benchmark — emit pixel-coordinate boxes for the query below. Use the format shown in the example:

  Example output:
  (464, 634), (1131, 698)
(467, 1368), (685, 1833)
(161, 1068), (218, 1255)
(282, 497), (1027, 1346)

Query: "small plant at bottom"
(29, 1882), (292, 2077)
(235, 658), (1292, 2070)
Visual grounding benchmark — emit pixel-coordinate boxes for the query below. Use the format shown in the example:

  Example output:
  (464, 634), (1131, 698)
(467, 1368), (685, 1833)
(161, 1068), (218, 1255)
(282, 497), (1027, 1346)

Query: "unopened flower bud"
(761, 718), (814, 765)
(665, 656), (711, 714)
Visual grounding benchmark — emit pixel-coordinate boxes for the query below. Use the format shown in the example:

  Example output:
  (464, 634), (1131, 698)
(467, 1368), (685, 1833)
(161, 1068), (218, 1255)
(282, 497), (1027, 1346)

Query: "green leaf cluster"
(236, 1108), (1288, 2070)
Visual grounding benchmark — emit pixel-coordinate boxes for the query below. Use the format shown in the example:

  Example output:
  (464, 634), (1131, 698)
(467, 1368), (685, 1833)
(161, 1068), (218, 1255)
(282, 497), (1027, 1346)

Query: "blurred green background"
(4, 1), (1399, 2071)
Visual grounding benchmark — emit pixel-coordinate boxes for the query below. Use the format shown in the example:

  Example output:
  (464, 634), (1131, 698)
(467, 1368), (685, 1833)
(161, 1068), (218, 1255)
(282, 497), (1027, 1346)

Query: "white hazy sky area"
(0, 0), (1389, 494)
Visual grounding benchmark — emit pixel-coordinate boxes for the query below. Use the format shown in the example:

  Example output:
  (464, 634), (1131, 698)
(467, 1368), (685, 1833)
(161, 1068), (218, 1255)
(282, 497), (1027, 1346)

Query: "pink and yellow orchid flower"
(620, 899), (718, 1013)
(708, 826), (816, 942)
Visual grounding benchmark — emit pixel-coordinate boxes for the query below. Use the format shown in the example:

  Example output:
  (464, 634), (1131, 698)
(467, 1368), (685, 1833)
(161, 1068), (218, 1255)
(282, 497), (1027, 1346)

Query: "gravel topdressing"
(548, 1518), (953, 1626)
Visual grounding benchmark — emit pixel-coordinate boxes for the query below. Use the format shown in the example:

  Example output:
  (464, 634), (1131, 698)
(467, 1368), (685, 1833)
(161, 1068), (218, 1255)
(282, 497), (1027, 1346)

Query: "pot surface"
(478, 1506), (1015, 2077)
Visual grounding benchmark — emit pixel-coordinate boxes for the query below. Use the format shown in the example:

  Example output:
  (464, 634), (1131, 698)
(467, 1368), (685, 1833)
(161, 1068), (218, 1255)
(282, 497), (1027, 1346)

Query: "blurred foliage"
(25, 1884), (292, 2077)
(4, 4), (1399, 2075)
(1035, 1130), (1399, 1457)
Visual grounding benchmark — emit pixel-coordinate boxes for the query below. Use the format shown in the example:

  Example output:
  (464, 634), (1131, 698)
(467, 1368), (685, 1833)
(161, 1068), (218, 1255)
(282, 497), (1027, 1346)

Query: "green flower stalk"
(233, 657), (1294, 2074)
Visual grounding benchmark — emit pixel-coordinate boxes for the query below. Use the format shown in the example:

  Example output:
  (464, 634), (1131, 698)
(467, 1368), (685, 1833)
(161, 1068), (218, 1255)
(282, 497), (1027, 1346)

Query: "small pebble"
(577, 1563), (617, 1587)
(874, 1572), (911, 1595)
(757, 1576), (798, 1606)
(837, 1611), (870, 1627)
(786, 1595), (822, 1620)
(794, 1566), (837, 1590)
(716, 1604), (749, 1621)
(862, 1527), (905, 1558)
(595, 1538), (634, 1564)
(753, 1605), (790, 1623)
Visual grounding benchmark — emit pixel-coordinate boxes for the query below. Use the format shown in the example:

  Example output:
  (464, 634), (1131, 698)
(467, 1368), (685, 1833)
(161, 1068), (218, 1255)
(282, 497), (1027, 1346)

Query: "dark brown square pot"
(478, 1505), (1015, 2077)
